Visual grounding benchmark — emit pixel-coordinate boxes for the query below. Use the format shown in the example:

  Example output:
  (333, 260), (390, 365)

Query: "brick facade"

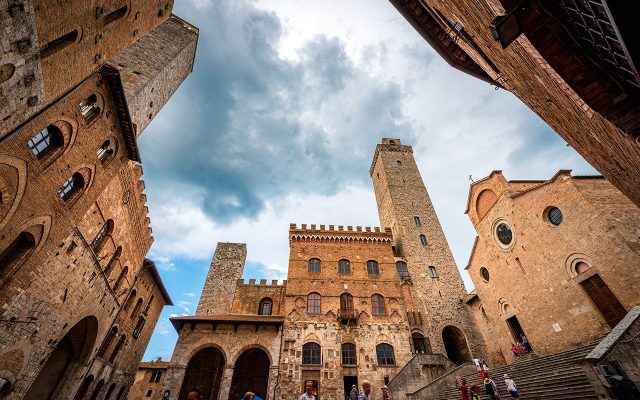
(465, 171), (640, 366)
(0, 1), (197, 398)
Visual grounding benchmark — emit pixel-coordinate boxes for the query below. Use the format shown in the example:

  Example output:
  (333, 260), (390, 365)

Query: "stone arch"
(0, 155), (28, 231)
(564, 252), (594, 279)
(24, 315), (98, 399)
(232, 343), (274, 366)
(498, 297), (512, 316)
(442, 325), (471, 365)
(1, 216), (51, 280)
(178, 346), (226, 400)
(303, 333), (321, 344)
(475, 188), (498, 220)
(229, 347), (270, 400)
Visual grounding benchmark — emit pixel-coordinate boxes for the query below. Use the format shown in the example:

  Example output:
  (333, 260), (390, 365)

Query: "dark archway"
(442, 326), (471, 365)
(24, 316), (98, 399)
(229, 348), (270, 400)
(178, 347), (225, 400)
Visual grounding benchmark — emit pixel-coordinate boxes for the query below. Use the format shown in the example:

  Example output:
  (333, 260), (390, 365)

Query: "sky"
(138, 0), (597, 360)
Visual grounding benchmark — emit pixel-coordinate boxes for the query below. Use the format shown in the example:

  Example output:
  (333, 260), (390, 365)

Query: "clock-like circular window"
(480, 267), (490, 282)
(496, 223), (513, 245)
(547, 207), (563, 226)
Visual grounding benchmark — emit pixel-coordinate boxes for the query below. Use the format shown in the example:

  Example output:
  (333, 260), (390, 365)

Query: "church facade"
(160, 139), (484, 400)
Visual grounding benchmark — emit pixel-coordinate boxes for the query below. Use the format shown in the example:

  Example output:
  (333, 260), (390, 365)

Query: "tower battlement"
(236, 278), (287, 288)
(289, 223), (392, 243)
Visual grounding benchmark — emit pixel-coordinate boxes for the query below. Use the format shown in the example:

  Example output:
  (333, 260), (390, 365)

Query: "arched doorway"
(229, 348), (270, 400)
(178, 347), (225, 400)
(442, 326), (471, 365)
(24, 316), (98, 399)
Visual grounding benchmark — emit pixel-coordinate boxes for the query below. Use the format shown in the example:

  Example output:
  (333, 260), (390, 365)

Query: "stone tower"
(370, 138), (485, 362)
(196, 242), (247, 316)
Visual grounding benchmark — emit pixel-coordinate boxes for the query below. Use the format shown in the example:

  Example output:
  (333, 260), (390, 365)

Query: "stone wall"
(126, 362), (168, 400)
(465, 171), (640, 365)
(196, 243), (247, 316)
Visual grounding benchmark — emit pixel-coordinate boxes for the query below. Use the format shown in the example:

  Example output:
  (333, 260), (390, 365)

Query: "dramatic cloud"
(140, 0), (597, 360)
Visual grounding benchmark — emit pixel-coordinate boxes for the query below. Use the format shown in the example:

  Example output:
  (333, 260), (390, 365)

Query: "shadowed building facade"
(0, 1), (197, 398)
(160, 139), (484, 400)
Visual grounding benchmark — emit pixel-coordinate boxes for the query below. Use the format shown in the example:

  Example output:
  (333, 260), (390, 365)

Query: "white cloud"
(152, 255), (176, 272)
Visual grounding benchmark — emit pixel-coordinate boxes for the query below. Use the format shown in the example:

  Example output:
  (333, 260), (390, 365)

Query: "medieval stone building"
(388, 0), (640, 208)
(0, 1), (198, 398)
(464, 170), (640, 366)
(160, 139), (483, 400)
(127, 360), (169, 400)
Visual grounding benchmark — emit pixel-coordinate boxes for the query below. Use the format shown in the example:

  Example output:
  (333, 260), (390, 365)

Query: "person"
(350, 384), (359, 400)
(521, 334), (532, 353)
(503, 374), (519, 400)
(186, 387), (205, 400)
(359, 380), (373, 400)
(511, 343), (519, 357)
(244, 392), (255, 400)
(480, 358), (490, 371)
(300, 381), (316, 400)
(382, 385), (393, 400)
(470, 385), (482, 400)
(483, 377), (500, 400)
(455, 377), (470, 400)
(473, 357), (481, 371)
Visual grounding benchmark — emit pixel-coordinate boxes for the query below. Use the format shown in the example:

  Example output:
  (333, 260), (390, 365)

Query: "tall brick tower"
(370, 138), (484, 363)
(196, 242), (247, 316)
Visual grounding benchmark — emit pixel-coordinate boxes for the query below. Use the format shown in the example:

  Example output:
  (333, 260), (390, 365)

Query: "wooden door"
(580, 274), (627, 328)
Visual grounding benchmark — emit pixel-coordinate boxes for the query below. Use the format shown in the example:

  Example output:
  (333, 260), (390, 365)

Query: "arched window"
(302, 342), (321, 365)
(340, 293), (354, 316)
(0, 231), (36, 275)
(419, 234), (427, 246)
(89, 379), (105, 400)
(367, 260), (379, 275)
(307, 293), (321, 314)
(41, 29), (78, 58)
(144, 295), (154, 314)
(376, 343), (395, 365)
(428, 266), (438, 278)
(73, 375), (94, 400)
(104, 246), (121, 276)
(108, 334), (126, 363)
(104, 383), (116, 400)
(28, 125), (63, 159)
(131, 298), (143, 319)
(308, 258), (321, 273)
(258, 298), (272, 315)
(125, 290), (136, 310)
(338, 259), (350, 274)
(575, 261), (591, 274)
(115, 387), (126, 400)
(91, 219), (113, 253)
(97, 139), (117, 165)
(414, 216), (421, 226)
(97, 326), (117, 358)
(371, 294), (386, 315)
(79, 94), (101, 125)
(395, 261), (409, 277)
(104, 6), (128, 25)
(114, 266), (128, 292)
(133, 316), (146, 339)
(341, 343), (357, 365)
(58, 172), (85, 202)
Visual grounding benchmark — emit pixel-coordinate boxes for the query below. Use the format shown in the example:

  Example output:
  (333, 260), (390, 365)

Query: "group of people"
(346, 381), (393, 400)
(456, 374), (519, 400)
(511, 334), (532, 358)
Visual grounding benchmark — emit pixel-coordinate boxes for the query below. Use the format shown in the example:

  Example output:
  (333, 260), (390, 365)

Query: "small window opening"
(97, 139), (115, 164)
(41, 30), (78, 58)
(146, 389), (153, 397)
(414, 216), (421, 226)
(0, 232), (36, 275)
(104, 6), (127, 25)
(58, 172), (85, 202)
(258, 298), (272, 315)
(367, 260), (379, 275)
(419, 234), (427, 246)
(428, 266), (438, 278)
(79, 94), (101, 125)
(28, 125), (63, 159)
(396, 160), (402, 166)
(396, 261), (409, 277)
(338, 259), (351, 274)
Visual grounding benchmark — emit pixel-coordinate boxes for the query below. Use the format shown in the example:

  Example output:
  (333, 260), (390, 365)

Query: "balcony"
(339, 308), (358, 323)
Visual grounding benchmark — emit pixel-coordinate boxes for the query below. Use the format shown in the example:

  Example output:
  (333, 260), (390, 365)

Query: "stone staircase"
(426, 343), (600, 400)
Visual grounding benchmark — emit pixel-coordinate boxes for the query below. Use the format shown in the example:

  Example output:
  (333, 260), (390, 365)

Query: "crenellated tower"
(370, 138), (485, 363)
(196, 242), (247, 316)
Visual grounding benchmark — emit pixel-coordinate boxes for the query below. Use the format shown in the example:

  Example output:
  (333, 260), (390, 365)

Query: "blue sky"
(138, 0), (597, 360)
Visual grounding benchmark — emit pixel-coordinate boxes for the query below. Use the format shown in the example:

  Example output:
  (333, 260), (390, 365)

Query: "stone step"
(436, 383), (598, 400)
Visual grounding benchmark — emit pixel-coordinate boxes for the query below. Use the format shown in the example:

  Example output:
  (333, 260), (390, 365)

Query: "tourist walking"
(300, 381), (316, 400)
(455, 377), (470, 400)
(521, 334), (532, 352)
(186, 387), (205, 400)
(483, 377), (500, 400)
(350, 384), (359, 400)
(503, 374), (520, 400)
(511, 343), (519, 357)
(382, 385), (393, 400)
(473, 357), (481, 371)
(470, 385), (482, 400)
(359, 380), (374, 400)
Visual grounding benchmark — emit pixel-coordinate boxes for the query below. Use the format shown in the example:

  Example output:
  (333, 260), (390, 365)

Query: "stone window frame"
(78, 93), (105, 126)
(376, 343), (396, 366)
(371, 294), (386, 315)
(338, 259), (351, 275)
(564, 252), (594, 279)
(428, 266), (438, 278)
(307, 292), (321, 314)
(302, 342), (321, 365)
(395, 261), (409, 277)
(419, 234), (428, 246)
(97, 137), (118, 167)
(27, 119), (76, 169)
(58, 166), (93, 207)
(308, 258), (321, 273)
(543, 205), (564, 226)
(258, 297), (273, 316)
(341, 343), (357, 366)
(491, 218), (516, 251)
(366, 260), (379, 276)
(480, 267), (490, 282)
